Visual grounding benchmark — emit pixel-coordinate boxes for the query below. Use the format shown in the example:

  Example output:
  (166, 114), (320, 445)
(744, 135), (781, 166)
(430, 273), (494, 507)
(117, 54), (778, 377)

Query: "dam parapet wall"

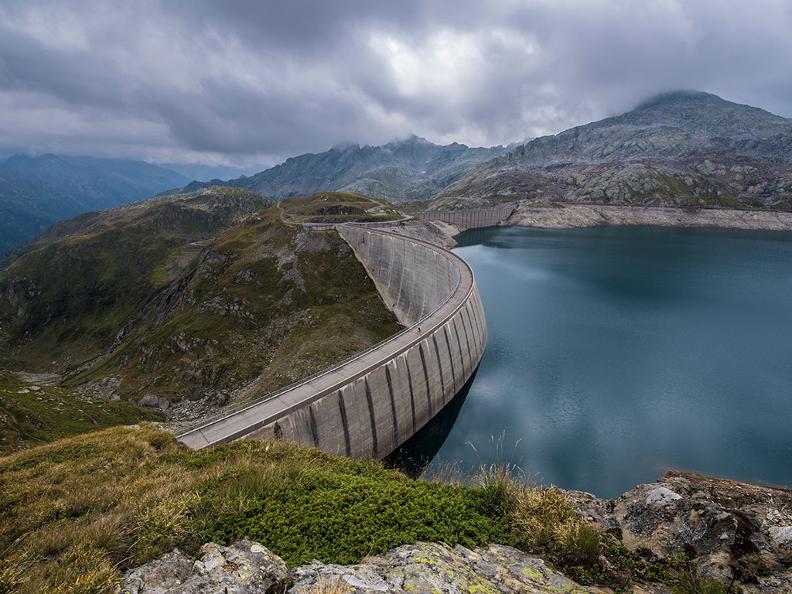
(418, 203), (516, 229)
(177, 225), (487, 459)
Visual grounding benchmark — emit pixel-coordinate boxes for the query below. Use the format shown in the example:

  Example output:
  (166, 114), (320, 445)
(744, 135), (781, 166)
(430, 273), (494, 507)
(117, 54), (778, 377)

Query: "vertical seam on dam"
(452, 317), (469, 376)
(470, 295), (484, 346)
(385, 365), (399, 441)
(338, 391), (352, 457)
(419, 343), (433, 417)
(364, 378), (379, 456)
(459, 308), (474, 371)
(405, 357), (417, 432)
(443, 325), (458, 394)
(432, 334), (446, 403)
(468, 301), (481, 349)
(308, 406), (319, 448)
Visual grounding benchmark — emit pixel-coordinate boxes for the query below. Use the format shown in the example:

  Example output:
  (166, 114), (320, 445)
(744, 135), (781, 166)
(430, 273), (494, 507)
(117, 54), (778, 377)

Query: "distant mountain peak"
(635, 89), (720, 110)
(330, 141), (360, 151)
(631, 90), (788, 123)
(386, 134), (433, 147)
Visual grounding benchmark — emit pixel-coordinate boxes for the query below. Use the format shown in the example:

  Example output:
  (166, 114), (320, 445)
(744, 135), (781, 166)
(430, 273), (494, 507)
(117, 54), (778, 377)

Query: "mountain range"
(184, 91), (792, 212)
(0, 154), (190, 254)
(436, 91), (792, 210)
(2, 91), (791, 258)
(185, 136), (508, 201)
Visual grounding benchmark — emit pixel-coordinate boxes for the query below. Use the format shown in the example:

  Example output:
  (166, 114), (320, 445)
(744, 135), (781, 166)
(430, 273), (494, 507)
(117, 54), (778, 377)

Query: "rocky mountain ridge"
(184, 135), (507, 202)
(437, 91), (792, 210)
(182, 92), (792, 212)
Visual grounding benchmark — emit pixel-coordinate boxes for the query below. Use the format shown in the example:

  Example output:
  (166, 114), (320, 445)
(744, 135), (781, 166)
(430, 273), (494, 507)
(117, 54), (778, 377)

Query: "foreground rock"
(120, 471), (792, 593)
(568, 471), (792, 593)
(122, 539), (290, 593)
(122, 540), (602, 593)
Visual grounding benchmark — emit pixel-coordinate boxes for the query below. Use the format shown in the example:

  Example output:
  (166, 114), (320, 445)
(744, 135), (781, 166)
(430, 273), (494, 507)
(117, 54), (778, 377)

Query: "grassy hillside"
(0, 425), (692, 593)
(0, 188), (400, 416)
(279, 191), (403, 224)
(0, 370), (160, 453)
(0, 154), (190, 254)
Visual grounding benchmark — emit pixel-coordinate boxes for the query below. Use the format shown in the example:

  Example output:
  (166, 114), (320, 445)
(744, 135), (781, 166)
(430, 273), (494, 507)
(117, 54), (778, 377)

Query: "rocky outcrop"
(508, 202), (792, 231)
(567, 472), (792, 593)
(290, 542), (603, 593)
(438, 92), (792, 211)
(119, 471), (792, 593)
(121, 540), (600, 594)
(122, 539), (290, 594)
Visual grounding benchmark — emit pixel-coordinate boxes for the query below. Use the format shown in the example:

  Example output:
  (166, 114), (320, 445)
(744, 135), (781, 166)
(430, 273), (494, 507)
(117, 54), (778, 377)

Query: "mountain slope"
(0, 154), (190, 254)
(159, 162), (261, 182)
(187, 136), (506, 201)
(0, 188), (400, 418)
(437, 91), (792, 210)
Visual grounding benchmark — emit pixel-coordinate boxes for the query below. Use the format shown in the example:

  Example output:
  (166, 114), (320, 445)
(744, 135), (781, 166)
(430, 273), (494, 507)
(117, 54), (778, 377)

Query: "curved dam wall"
(177, 226), (487, 459)
(337, 226), (460, 326)
(419, 203), (516, 229)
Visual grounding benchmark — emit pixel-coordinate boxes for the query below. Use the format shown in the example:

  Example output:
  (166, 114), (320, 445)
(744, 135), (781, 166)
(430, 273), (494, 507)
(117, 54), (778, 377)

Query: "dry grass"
(0, 424), (506, 593)
(0, 424), (687, 593)
(474, 462), (602, 569)
(0, 424), (201, 593)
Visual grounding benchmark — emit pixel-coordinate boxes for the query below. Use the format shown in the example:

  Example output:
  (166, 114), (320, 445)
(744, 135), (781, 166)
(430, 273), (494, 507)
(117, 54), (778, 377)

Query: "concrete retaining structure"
(177, 226), (487, 459)
(419, 203), (516, 228)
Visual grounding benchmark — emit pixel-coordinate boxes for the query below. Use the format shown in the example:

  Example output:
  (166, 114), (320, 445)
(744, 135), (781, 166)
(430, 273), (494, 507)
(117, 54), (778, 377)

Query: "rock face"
(122, 541), (599, 594)
(567, 471), (792, 593)
(187, 136), (507, 202)
(121, 539), (290, 593)
(507, 202), (792, 231)
(438, 91), (792, 211)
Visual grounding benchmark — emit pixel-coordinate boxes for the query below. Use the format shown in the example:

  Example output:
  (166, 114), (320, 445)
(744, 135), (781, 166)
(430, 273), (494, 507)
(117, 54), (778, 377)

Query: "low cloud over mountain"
(1, 1), (791, 166)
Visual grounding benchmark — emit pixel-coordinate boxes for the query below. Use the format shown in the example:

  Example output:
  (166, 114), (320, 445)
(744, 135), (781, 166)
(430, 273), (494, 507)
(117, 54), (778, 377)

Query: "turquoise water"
(396, 225), (792, 497)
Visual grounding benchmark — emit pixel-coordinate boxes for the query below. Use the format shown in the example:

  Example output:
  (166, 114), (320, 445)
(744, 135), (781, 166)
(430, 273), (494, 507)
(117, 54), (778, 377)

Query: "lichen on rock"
(122, 540), (601, 593)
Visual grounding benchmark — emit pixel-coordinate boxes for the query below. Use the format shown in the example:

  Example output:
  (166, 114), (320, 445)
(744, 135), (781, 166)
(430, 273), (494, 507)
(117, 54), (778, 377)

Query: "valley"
(2, 90), (792, 594)
(0, 189), (401, 428)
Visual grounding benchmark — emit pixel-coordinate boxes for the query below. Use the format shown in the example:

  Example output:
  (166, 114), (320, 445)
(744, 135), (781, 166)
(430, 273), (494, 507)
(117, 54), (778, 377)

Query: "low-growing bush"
(0, 425), (508, 592)
(0, 424), (696, 593)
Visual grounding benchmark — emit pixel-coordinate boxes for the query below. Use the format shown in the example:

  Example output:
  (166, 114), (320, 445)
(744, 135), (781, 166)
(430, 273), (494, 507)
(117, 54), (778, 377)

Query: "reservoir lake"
(394, 225), (792, 497)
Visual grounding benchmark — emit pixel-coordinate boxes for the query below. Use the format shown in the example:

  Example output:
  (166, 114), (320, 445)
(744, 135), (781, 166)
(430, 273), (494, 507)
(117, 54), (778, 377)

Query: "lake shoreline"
(507, 203), (792, 232)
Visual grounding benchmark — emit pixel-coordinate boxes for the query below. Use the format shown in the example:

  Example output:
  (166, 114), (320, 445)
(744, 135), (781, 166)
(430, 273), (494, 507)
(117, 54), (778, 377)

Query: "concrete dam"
(418, 203), (516, 229)
(177, 225), (488, 459)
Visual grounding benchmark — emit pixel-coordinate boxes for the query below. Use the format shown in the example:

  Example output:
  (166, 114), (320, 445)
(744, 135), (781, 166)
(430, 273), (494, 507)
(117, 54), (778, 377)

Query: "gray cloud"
(0, 0), (790, 166)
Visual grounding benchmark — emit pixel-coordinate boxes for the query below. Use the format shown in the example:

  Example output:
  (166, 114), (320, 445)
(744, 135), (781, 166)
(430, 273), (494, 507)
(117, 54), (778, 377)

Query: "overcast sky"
(1, 0), (791, 168)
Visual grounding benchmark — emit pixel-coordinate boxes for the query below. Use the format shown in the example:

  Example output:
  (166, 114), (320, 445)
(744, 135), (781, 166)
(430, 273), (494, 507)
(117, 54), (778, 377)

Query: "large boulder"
(290, 542), (603, 593)
(122, 540), (601, 594)
(121, 539), (289, 593)
(567, 472), (792, 592)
